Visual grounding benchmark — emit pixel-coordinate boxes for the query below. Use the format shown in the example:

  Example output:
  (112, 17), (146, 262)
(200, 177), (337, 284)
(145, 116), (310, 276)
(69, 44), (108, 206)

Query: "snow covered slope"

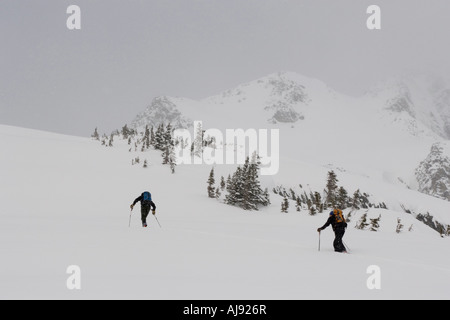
(1, 125), (449, 300)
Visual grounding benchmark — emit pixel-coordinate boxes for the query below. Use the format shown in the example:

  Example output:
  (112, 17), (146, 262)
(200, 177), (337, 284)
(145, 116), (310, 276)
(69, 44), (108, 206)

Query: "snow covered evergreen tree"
(169, 148), (176, 174)
(144, 125), (151, 150)
(225, 167), (243, 206)
(369, 214), (381, 232)
(215, 187), (221, 199)
(108, 133), (114, 147)
(122, 124), (132, 139)
(396, 218), (404, 234)
(150, 126), (155, 147)
(356, 212), (369, 230)
(325, 170), (339, 208)
(312, 191), (323, 213)
(91, 127), (100, 140)
(352, 189), (362, 210)
(193, 122), (203, 157)
(295, 196), (302, 212)
(220, 176), (226, 191)
(207, 168), (216, 198)
(337, 186), (349, 209)
(223, 156), (270, 211)
(281, 196), (289, 213)
(154, 124), (165, 151)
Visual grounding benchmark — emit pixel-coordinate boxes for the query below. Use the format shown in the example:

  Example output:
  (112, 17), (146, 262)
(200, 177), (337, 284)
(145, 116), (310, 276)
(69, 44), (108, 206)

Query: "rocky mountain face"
(131, 96), (192, 129)
(415, 143), (450, 201)
(262, 75), (309, 124)
(130, 72), (333, 130)
(367, 74), (450, 139)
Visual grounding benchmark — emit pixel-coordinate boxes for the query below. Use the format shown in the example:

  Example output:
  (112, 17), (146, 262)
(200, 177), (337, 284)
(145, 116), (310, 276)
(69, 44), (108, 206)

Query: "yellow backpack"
(333, 209), (345, 224)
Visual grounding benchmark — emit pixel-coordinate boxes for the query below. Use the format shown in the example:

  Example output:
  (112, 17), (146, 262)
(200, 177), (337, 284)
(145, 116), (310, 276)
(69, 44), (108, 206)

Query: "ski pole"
(128, 209), (133, 227)
(318, 231), (321, 252)
(154, 214), (162, 228)
(343, 240), (351, 252)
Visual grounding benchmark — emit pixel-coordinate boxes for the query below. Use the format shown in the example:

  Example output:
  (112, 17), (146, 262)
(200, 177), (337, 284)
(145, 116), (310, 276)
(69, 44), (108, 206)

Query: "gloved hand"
(317, 228), (322, 232)
(130, 204), (134, 210)
(152, 210), (156, 215)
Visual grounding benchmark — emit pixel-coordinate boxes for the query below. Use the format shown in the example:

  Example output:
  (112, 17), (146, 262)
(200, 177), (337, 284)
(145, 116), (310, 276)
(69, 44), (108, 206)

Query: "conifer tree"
(162, 145), (169, 165)
(193, 122), (203, 157)
(281, 196), (289, 213)
(262, 188), (271, 207)
(164, 123), (174, 147)
(369, 214), (381, 231)
(325, 170), (339, 208)
(169, 147), (176, 174)
(243, 157), (260, 210)
(222, 156), (269, 210)
(91, 127), (100, 140)
(207, 168), (216, 198)
(154, 124), (165, 150)
(225, 167), (243, 206)
(396, 218), (404, 234)
(144, 125), (150, 149)
(122, 124), (131, 139)
(215, 187), (221, 199)
(352, 189), (362, 210)
(356, 212), (369, 230)
(289, 188), (297, 201)
(295, 196), (302, 212)
(226, 174), (232, 189)
(313, 191), (323, 213)
(220, 176), (226, 191)
(108, 133), (114, 147)
(337, 186), (349, 210)
(150, 126), (155, 147)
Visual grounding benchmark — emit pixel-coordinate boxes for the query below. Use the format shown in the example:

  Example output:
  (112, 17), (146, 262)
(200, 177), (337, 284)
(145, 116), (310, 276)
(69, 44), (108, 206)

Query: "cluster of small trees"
(274, 170), (387, 214)
(92, 124), (176, 173)
(400, 205), (450, 237)
(207, 156), (270, 211)
(354, 212), (416, 233)
(355, 212), (381, 231)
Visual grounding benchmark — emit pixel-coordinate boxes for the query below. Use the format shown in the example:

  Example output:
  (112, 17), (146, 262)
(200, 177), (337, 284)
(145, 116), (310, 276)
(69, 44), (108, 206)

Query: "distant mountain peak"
(131, 96), (193, 129)
(130, 71), (450, 140)
(365, 73), (450, 139)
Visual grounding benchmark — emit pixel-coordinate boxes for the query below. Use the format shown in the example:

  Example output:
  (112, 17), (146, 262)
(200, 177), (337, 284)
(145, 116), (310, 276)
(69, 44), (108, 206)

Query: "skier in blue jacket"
(130, 191), (156, 227)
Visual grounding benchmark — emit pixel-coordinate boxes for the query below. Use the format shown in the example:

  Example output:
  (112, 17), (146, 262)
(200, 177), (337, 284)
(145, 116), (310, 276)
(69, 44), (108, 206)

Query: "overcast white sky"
(1, 0), (450, 136)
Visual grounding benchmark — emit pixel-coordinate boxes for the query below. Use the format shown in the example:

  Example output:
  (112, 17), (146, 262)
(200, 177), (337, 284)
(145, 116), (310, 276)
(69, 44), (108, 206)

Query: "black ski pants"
(333, 228), (346, 252)
(141, 203), (151, 225)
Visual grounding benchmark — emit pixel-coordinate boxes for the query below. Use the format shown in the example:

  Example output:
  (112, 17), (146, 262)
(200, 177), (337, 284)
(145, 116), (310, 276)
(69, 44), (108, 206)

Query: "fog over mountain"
(2, 1), (450, 136)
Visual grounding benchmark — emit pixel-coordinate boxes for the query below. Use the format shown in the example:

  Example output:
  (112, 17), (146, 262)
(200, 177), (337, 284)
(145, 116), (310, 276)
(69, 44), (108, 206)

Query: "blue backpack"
(142, 191), (152, 202)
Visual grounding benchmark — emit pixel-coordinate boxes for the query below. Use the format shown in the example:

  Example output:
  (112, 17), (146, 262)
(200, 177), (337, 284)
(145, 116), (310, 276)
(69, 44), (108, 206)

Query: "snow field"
(0, 125), (449, 300)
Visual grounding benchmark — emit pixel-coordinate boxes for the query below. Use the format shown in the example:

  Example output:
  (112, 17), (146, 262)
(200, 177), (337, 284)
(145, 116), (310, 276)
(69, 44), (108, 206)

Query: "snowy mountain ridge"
(129, 71), (450, 204)
(131, 71), (450, 141)
(131, 72), (345, 130)
(364, 73), (450, 140)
